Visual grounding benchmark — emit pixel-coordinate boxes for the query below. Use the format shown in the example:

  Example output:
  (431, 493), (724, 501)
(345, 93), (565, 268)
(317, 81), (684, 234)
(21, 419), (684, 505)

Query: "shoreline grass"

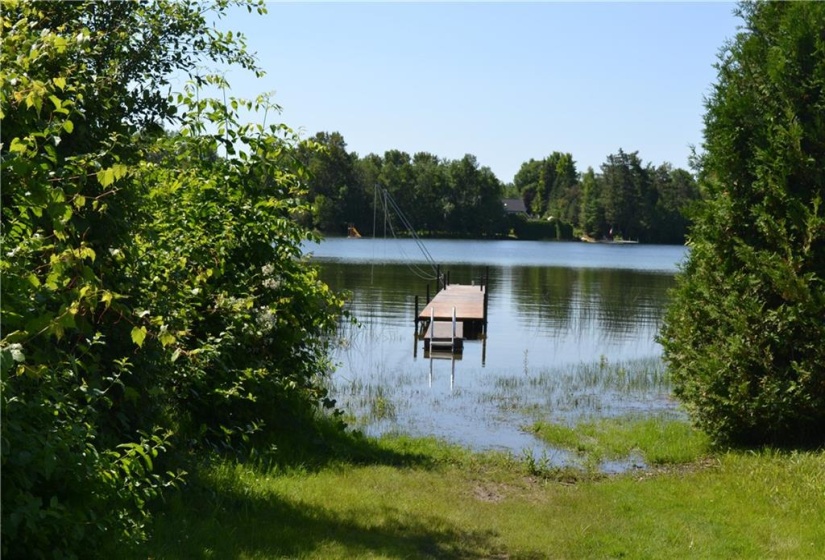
(529, 414), (712, 469)
(134, 426), (824, 559)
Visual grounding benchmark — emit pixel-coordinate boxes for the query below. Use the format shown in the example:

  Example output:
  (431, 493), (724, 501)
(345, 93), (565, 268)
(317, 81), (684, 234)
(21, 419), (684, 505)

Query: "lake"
(304, 238), (689, 463)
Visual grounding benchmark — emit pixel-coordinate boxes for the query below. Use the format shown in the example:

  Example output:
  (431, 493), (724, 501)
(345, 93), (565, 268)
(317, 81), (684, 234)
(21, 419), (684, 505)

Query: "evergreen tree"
(660, 1), (825, 446)
(579, 167), (604, 238)
(601, 149), (651, 240)
(649, 164), (699, 244)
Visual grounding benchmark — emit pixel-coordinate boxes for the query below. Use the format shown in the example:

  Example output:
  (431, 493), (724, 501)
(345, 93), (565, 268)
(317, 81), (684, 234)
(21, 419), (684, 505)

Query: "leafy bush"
(127, 90), (344, 454)
(660, 1), (825, 446)
(1, 1), (343, 557)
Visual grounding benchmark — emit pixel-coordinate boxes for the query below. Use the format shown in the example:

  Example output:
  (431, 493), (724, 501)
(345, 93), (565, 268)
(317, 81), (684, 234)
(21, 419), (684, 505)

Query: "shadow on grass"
(246, 417), (471, 474)
(132, 424), (533, 559)
(142, 470), (517, 560)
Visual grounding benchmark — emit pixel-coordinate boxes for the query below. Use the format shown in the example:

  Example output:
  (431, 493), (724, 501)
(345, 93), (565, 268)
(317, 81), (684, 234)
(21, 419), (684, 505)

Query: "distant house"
(501, 198), (528, 216)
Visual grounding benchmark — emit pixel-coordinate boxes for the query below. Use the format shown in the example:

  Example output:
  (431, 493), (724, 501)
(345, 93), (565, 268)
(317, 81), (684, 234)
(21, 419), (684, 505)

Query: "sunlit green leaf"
(159, 331), (176, 347)
(98, 167), (114, 187)
(9, 137), (27, 154)
(131, 326), (147, 348)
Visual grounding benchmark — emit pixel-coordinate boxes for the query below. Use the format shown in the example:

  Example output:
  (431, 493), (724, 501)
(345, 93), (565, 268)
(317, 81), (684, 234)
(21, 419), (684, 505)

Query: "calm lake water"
(304, 238), (689, 463)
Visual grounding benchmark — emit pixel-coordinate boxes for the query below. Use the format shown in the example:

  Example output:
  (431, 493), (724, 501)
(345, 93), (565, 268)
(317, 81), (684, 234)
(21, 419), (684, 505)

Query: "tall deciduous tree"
(549, 152), (580, 226)
(298, 131), (366, 234)
(412, 152), (449, 233)
(446, 154), (505, 236)
(660, 1), (825, 445)
(514, 158), (542, 215)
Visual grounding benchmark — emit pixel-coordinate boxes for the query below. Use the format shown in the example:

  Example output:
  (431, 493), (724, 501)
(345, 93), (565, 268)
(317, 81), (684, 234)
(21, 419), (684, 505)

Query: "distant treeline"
(298, 132), (700, 244)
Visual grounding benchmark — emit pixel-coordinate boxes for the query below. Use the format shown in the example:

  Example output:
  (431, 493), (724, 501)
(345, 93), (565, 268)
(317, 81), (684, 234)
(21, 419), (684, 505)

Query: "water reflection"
(328, 262), (676, 369)
(309, 240), (684, 455)
(503, 266), (673, 349)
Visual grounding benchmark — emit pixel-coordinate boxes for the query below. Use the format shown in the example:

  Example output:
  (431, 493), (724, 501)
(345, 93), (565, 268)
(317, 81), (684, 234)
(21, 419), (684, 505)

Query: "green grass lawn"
(136, 422), (824, 559)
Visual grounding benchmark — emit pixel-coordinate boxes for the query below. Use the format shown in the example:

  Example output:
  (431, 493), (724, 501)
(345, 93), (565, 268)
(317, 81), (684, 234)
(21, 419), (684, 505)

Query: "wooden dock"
(416, 284), (487, 354)
(418, 284), (486, 324)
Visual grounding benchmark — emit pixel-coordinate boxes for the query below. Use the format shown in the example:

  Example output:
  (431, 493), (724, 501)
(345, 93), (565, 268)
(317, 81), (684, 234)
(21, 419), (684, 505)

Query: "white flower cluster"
(256, 307), (277, 330)
(5, 343), (25, 362)
(261, 264), (280, 290)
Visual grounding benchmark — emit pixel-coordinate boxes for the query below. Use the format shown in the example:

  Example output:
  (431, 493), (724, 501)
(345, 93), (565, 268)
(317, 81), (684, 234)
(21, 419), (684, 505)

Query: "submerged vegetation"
(493, 356), (672, 415)
(331, 351), (676, 450)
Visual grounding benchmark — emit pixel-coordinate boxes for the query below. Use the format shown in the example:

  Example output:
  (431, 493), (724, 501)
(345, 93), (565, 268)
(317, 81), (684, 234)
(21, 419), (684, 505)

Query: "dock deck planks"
(418, 284), (486, 322)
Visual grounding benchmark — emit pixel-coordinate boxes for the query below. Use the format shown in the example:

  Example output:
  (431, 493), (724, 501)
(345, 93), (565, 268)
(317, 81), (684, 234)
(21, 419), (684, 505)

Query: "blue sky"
(213, 2), (741, 184)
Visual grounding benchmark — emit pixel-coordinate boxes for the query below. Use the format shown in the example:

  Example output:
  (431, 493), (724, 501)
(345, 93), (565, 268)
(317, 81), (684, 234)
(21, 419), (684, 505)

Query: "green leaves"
(97, 163), (129, 188)
(1, 1), (273, 556)
(129, 86), (345, 458)
(158, 327), (176, 348)
(2, 2), (346, 558)
(8, 137), (29, 154)
(130, 327), (147, 348)
(661, 1), (825, 447)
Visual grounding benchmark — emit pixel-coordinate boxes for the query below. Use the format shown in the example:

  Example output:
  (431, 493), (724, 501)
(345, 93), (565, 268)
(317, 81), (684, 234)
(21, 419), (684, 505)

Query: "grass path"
(139, 427), (824, 559)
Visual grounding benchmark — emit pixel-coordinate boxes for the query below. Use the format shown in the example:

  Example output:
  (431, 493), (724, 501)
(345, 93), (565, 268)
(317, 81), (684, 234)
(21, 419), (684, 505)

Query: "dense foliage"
(514, 150), (699, 243)
(1, 1), (343, 557)
(298, 133), (699, 243)
(660, 1), (825, 446)
(297, 132), (508, 239)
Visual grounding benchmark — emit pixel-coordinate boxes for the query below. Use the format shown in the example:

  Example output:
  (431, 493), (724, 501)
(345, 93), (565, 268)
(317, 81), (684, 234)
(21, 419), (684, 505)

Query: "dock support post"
(451, 306), (456, 351)
(483, 289), (489, 334)
(414, 295), (419, 326)
(429, 307), (435, 349)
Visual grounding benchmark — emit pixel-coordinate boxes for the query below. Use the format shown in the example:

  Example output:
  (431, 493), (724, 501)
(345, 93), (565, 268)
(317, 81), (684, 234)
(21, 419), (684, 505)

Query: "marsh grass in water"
(330, 324), (417, 430)
(334, 380), (402, 429)
(530, 414), (711, 468)
(136, 432), (825, 559)
(329, 354), (679, 459)
(490, 355), (672, 415)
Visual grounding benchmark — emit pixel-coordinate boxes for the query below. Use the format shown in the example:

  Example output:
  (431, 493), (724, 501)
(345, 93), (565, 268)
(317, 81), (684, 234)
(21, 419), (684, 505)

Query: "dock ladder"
(424, 306), (463, 354)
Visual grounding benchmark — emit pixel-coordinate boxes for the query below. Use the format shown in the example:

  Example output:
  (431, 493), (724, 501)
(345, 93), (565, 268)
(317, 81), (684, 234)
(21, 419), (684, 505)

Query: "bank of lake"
(132, 238), (824, 558)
